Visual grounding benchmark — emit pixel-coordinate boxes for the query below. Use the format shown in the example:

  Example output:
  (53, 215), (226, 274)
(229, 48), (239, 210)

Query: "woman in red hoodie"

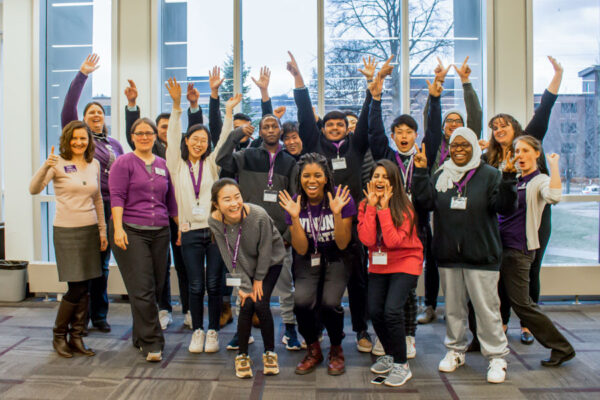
(358, 159), (423, 387)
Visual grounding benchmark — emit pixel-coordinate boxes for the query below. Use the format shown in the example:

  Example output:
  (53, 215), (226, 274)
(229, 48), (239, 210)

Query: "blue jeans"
(181, 228), (223, 331)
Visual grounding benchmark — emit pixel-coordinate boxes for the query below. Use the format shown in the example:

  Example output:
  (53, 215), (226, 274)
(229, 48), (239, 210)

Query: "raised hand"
(379, 182), (393, 209)
(80, 53), (100, 76)
(363, 181), (379, 207)
(251, 66), (271, 90)
(503, 151), (517, 173)
(241, 123), (255, 138)
(273, 106), (286, 119)
(414, 143), (427, 168)
(478, 139), (489, 151)
(547, 56), (564, 94)
(453, 56), (471, 83)
(186, 82), (200, 107)
(124, 80), (138, 107)
(45, 146), (59, 169)
(328, 185), (351, 215)
(368, 76), (384, 100)
(278, 190), (302, 219)
(434, 57), (452, 83)
(546, 152), (560, 166)
(165, 77), (182, 108)
(358, 56), (378, 81)
(312, 107), (320, 123)
(209, 66), (225, 97)
(225, 93), (243, 111)
(548, 56), (563, 75)
(286, 51), (301, 77)
(376, 55), (395, 80)
(426, 79), (443, 97)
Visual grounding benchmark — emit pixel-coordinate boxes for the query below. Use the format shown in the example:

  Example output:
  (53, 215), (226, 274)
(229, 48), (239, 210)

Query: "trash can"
(0, 260), (28, 302)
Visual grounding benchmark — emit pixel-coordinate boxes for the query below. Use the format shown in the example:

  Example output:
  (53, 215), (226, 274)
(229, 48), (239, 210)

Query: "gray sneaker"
(417, 306), (436, 324)
(384, 363), (412, 387)
(370, 355), (393, 374)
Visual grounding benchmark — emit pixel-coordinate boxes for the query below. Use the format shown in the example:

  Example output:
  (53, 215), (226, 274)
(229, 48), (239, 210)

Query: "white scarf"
(397, 146), (417, 157)
(435, 127), (482, 193)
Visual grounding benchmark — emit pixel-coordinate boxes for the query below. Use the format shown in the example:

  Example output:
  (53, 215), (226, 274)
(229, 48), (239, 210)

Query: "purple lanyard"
(267, 145), (281, 188)
(440, 140), (450, 164)
(223, 210), (245, 271)
(453, 169), (477, 196)
(187, 160), (204, 200)
(395, 152), (414, 190)
(306, 202), (325, 254)
(332, 140), (345, 158)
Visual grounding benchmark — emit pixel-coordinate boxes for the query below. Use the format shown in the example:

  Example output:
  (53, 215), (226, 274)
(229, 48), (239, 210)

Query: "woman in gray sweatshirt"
(208, 178), (286, 379)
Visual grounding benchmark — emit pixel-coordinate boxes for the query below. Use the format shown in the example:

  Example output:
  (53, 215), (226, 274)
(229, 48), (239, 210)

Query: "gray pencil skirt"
(53, 224), (102, 282)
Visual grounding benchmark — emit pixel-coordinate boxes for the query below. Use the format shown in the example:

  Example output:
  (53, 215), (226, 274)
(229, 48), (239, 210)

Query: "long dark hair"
(210, 178), (240, 212)
(83, 101), (108, 134)
(181, 124), (211, 161)
(487, 113), (524, 168)
(59, 120), (96, 163)
(364, 159), (417, 235)
(296, 153), (335, 209)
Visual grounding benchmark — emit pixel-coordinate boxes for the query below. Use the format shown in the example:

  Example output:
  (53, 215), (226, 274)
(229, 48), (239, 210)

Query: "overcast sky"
(89, 0), (600, 97)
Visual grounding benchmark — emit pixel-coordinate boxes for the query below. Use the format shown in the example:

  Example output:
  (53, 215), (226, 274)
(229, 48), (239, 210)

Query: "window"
(40, 0), (112, 261)
(533, 0), (600, 265)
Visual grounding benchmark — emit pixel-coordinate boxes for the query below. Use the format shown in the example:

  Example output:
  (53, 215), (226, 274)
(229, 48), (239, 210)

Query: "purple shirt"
(499, 170), (540, 252)
(285, 189), (356, 256)
(108, 152), (178, 227)
(61, 71), (124, 201)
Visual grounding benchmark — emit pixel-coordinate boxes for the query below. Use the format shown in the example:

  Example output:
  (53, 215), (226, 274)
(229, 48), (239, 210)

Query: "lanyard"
(395, 152), (415, 191)
(332, 140), (345, 158)
(453, 169), (477, 196)
(267, 145), (281, 188)
(223, 209), (245, 271)
(440, 140), (450, 164)
(306, 202), (325, 254)
(187, 159), (204, 200)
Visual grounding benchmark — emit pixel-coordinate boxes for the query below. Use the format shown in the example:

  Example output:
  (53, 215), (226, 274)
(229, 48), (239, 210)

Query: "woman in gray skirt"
(30, 120), (108, 358)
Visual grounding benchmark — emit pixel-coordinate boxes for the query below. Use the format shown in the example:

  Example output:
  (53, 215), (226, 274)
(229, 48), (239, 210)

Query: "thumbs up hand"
(45, 146), (59, 168)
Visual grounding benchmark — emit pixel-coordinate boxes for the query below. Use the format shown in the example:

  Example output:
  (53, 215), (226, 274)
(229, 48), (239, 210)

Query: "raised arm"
(524, 56), (562, 141)
(124, 79), (140, 150)
(215, 95), (247, 174)
(186, 82), (204, 133)
(422, 58), (451, 132)
(367, 74), (392, 161)
(454, 57), (482, 138)
(422, 80), (443, 167)
(288, 52), (320, 153)
(541, 153), (562, 204)
(207, 95), (237, 166)
(61, 54), (99, 128)
(208, 66), (225, 145)
(251, 66), (274, 116)
(165, 77), (183, 173)
(352, 56), (382, 155)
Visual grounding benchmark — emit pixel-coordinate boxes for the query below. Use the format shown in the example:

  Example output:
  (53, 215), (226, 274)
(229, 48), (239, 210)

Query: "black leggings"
(237, 265), (282, 355)
(63, 281), (89, 303)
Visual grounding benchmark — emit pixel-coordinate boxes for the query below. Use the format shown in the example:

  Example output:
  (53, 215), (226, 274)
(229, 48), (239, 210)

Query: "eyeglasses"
(132, 131), (156, 138)
(445, 118), (463, 125)
(450, 143), (472, 150)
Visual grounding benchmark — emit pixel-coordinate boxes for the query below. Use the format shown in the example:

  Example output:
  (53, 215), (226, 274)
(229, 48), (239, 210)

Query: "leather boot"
(68, 294), (95, 356)
(220, 302), (233, 328)
(53, 299), (77, 358)
(295, 341), (324, 375)
(327, 345), (345, 375)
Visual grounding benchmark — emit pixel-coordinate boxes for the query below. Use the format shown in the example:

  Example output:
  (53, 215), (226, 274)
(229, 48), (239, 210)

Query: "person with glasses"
(412, 127), (517, 384)
(108, 117), (178, 363)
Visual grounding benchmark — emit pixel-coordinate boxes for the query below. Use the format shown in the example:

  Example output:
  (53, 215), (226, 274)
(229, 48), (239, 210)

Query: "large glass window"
(40, 0), (112, 261)
(533, 0), (600, 265)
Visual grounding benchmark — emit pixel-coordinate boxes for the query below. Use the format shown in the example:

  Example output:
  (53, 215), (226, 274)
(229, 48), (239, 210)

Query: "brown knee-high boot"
(53, 299), (77, 358)
(68, 293), (95, 356)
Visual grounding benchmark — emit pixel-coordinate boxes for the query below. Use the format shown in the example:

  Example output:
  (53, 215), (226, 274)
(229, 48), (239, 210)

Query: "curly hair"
(296, 153), (336, 209)
(487, 113), (524, 168)
(59, 120), (96, 163)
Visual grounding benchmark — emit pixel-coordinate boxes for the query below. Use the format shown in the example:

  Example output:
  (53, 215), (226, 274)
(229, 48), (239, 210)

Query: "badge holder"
(310, 252), (321, 267)
(372, 250), (388, 265)
(263, 189), (279, 203)
(226, 273), (242, 287)
(450, 196), (467, 210)
(192, 204), (207, 216)
(332, 157), (347, 171)
(180, 222), (191, 232)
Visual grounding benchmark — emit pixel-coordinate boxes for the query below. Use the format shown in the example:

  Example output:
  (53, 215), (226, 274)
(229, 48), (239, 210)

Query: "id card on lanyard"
(450, 169), (476, 210)
(264, 146), (281, 202)
(224, 209), (245, 287)
(371, 230), (388, 265)
(331, 140), (347, 170)
(307, 203), (324, 267)
(188, 160), (207, 217)
(395, 152), (414, 199)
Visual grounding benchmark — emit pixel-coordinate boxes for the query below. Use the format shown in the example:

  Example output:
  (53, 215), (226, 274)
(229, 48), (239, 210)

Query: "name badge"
(64, 165), (77, 173)
(450, 196), (467, 210)
(155, 167), (166, 176)
(180, 222), (191, 232)
(263, 190), (278, 203)
(372, 251), (388, 265)
(192, 205), (207, 216)
(226, 273), (242, 287)
(332, 157), (347, 170)
(311, 253), (321, 267)
(105, 144), (113, 152)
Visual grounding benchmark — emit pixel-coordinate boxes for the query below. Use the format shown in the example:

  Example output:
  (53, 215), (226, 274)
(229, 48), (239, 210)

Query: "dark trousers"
(110, 222), (170, 354)
(404, 287), (418, 336)
(346, 237), (368, 333)
(88, 199), (111, 323)
(238, 265), (282, 355)
(294, 255), (350, 346)
(221, 263), (234, 300)
(181, 228), (223, 331)
(368, 272), (418, 364)
(158, 218), (189, 314)
(501, 248), (573, 356)
(423, 224), (439, 309)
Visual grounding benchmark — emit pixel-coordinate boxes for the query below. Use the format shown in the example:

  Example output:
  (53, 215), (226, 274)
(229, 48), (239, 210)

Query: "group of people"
(29, 50), (576, 386)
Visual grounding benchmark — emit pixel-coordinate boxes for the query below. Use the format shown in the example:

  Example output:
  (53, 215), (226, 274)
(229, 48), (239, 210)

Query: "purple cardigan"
(61, 71), (124, 201)
(108, 152), (178, 227)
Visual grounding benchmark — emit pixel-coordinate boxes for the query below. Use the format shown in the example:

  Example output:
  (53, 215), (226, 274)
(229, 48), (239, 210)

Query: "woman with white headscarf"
(412, 127), (517, 384)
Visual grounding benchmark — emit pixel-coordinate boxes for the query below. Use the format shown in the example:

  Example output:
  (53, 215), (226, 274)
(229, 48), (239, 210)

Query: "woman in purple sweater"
(61, 54), (124, 333)
(109, 118), (178, 362)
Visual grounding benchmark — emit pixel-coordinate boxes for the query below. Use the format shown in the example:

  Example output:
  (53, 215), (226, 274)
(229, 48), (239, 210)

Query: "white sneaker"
(372, 337), (385, 356)
(159, 310), (173, 330)
(204, 329), (220, 353)
(183, 311), (192, 329)
(406, 336), (416, 359)
(188, 329), (205, 353)
(438, 350), (465, 372)
(487, 358), (507, 383)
